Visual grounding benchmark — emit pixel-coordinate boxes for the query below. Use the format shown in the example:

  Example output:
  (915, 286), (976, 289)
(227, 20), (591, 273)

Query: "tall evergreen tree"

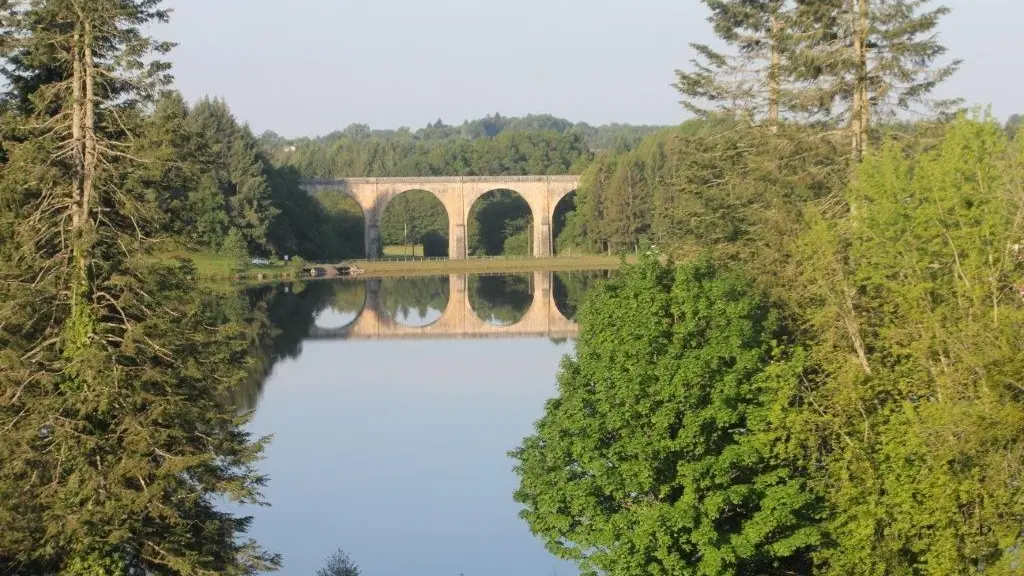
(0, 1), (277, 572)
(189, 99), (279, 253)
(675, 0), (792, 132)
(790, 0), (960, 160)
(132, 91), (209, 238)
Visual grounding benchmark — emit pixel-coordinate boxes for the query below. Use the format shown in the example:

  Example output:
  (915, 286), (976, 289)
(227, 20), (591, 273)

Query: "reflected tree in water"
(228, 282), (348, 412)
(329, 280), (369, 317)
(553, 270), (612, 321)
(380, 276), (450, 325)
(469, 274), (534, 325)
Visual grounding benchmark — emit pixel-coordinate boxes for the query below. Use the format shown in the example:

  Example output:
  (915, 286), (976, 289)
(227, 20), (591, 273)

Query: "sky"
(160, 0), (1022, 138)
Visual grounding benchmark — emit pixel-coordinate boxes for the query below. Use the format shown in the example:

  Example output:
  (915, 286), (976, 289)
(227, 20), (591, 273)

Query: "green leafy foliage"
(513, 256), (822, 575)
(797, 117), (1024, 575)
(467, 190), (533, 256)
(262, 116), (661, 178)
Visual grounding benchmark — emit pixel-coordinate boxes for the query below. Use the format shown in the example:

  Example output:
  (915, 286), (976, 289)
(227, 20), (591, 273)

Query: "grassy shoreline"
(348, 255), (631, 278)
(171, 253), (632, 284)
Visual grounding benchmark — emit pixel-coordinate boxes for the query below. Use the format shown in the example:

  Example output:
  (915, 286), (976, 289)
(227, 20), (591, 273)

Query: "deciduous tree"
(512, 256), (822, 576)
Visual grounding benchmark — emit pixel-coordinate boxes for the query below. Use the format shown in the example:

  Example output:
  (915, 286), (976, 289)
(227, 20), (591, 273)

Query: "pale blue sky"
(161, 0), (1021, 138)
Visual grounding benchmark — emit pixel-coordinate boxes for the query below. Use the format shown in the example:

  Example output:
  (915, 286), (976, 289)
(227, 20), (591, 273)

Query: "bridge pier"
(532, 205), (552, 258)
(365, 221), (381, 259)
(449, 223), (466, 259)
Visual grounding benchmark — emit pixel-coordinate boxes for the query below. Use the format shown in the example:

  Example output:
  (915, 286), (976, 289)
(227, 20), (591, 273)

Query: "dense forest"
(260, 113), (663, 172)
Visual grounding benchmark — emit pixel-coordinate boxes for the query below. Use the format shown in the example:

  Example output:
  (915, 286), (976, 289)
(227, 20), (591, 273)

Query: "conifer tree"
(189, 99), (279, 252)
(675, 0), (793, 132)
(0, 0), (278, 572)
(790, 0), (960, 160)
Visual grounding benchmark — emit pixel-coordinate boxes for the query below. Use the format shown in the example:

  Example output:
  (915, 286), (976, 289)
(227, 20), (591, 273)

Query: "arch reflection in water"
(468, 274), (533, 326)
(379, 276), (449, 327)
(312, 280), (367, 328)
(308, 272), (577, 340)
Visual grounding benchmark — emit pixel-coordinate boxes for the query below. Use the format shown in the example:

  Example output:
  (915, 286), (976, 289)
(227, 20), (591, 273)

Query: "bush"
(220, 228), (249, 273)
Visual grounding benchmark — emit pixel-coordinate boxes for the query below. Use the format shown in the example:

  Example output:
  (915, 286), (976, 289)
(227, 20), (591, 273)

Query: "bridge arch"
(312, 279), (368, 332)
(332, 183), (456, 258)
(379, 190), (450, 257)
(378, 276), (450, 327)
(466, 189), (534, 256)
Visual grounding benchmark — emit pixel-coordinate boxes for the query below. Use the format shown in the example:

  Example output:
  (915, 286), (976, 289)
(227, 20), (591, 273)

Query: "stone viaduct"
(301, 176), (580, 258)
(306, 271), (578, 341)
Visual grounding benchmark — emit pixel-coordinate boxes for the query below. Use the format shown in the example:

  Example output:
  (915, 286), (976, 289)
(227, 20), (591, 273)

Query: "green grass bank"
(158, 249), (631, 284)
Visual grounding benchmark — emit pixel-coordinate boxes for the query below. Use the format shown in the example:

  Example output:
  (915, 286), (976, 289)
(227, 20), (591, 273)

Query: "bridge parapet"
(305, 175), (580, 186)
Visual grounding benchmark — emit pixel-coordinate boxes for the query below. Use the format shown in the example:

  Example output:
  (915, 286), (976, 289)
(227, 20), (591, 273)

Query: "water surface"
(242, 272), (608, 575)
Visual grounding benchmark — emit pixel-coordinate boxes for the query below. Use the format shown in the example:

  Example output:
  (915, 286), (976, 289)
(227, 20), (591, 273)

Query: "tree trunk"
(82, 16), (97, 228)
(68, 6), (96, 335)
(844, 285), (872, 375)
(768, 13), (781, 133)
(70, 24), (85, 231)
(851, 0), (870, 161)
(858, 0), (870, 158)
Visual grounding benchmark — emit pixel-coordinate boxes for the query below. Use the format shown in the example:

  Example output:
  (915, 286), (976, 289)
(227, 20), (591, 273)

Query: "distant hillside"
(259, 113), (668, 155)
(258, 114), (668, 180)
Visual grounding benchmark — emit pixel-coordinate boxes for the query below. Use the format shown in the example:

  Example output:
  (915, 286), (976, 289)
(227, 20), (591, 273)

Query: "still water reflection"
(239, 271), (609, 575)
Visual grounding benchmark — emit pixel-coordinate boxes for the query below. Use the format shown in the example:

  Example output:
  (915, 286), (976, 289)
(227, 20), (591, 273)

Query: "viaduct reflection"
(309, 272), (577, 341)
(234, 270), (608, 412)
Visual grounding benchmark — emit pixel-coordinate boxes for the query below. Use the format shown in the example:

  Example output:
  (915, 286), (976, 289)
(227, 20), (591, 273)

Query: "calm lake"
(238, 271), (611, 575)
